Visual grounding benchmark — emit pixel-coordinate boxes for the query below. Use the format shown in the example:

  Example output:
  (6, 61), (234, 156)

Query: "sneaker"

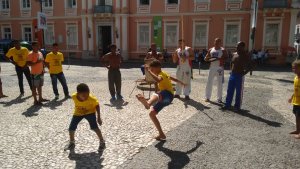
(117, 94), (123, 100)
(220, 106), (229, 111)
(55, 95), (59, 100)
(65, 95), (71, 99)
(174, 95), (180, 99)
(110, 96), (116, 101)
(98, 142), (106, 152)
(185, 96), (191, 100)
(64, 142), (75, 151)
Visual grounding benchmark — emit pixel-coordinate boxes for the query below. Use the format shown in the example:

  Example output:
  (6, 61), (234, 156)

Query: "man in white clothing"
(204, 38), (228, 103)
(172, 39), (194, 100)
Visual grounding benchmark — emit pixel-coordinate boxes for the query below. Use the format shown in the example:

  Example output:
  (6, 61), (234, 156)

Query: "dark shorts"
(293, 105), (300, 117)
(153, 90), (174, 113)
(31, 74), (44, 87)
(69, 113), (99, 131)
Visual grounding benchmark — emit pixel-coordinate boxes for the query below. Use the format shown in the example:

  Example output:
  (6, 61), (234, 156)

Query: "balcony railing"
(94, 5), (113, 13)
(263, 0), (288, 8)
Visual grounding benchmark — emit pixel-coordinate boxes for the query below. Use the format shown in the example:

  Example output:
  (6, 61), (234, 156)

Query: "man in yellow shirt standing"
(45, 43), (70, 100)
(6, 40), (32, 96)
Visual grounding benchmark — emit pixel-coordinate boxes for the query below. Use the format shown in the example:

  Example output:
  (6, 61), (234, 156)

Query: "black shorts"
(293, 105), (300, 117)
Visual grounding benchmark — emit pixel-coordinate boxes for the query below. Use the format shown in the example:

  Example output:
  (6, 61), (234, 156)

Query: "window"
(45, 25), (54, 45)
(98, 0), (112, 5)
(1, 0), (9, 10)
(66, 0), (76, 8)
(2, 27), (11, 39)
(140, 0), (150, 5)
(165, 24), (178, 46)
(225, 23), (239, 45)
(138, 24), (150, 46)
(296, 24), (300, 34)
(264, 23), (280, 46)
(43, 0), (53, 8)
(67, 24), (78, 45)
(194, 23), (207, 46)
(168, 0), (178, 4)
(23, 26), (32, 42)
(195, 0), (209, 2)
(21, 0), (30, 9)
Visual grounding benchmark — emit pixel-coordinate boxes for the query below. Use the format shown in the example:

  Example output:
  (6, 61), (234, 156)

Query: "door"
(97, 26), (112, 56)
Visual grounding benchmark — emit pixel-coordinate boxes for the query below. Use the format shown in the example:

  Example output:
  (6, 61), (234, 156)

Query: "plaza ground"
(0, 61), (299, 169)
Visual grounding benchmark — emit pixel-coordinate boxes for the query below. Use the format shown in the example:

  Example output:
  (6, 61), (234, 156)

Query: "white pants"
(175, 64), (191, 96)
(205, 67), (224, 100)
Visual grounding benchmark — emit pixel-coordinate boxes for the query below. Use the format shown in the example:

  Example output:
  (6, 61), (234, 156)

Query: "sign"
(153, 16), (163, 51)
(37, 12), (47, 30)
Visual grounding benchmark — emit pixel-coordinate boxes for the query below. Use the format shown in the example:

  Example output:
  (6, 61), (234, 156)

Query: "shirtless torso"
(103, 52), (122, 69)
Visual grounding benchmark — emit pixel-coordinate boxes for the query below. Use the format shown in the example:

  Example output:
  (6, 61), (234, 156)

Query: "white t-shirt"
(209, 47), (224, 68)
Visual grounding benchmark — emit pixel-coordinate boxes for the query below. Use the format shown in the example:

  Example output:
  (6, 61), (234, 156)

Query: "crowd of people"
(1, 37), (300, 153)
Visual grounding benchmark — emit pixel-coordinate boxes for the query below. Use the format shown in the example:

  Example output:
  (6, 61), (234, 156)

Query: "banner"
(153, 16), (162, 51)
(37, 12), (47, 30)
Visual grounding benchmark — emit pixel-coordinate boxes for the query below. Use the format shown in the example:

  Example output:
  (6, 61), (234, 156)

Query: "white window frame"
(43, 0), (53, 9)
(263, 19), (282, 49)
(44, 24), (55, 45)
(137, 22), (151, 48)
(20, 0), (31, 10)
(193, 21), (209, 48)
(1, 25), (12, 39)
(224, 21), (241, 47)
(0, 0), (10, 10)
(164, 22), (179, 47)
(66, 24), (78, 46)
(22, 25), (32, 42)
(166, 0), (180, 4)
(138, 0), (151, 6)
(295, 24), (300, 34)
(65, 0), (77, 8)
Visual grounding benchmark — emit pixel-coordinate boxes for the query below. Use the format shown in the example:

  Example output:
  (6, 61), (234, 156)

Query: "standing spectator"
(102, 44), (123, 101)
(6, 40), (32, 96)
(162, 48), (170, 62)
(45, 43), (70, 100)
(0, 64), (8, 98)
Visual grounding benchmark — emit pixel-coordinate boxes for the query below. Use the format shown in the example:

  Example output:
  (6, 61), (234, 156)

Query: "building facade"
(0, 0), (299, 64)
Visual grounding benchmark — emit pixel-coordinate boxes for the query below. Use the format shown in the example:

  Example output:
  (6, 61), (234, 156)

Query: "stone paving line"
(0, 62), (296, 169)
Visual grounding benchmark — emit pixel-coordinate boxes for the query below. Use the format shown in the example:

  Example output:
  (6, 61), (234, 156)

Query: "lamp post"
(38, 0), (45, 49)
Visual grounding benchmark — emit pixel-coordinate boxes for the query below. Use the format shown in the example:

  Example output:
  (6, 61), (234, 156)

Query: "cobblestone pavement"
(0, 62), (298, 169)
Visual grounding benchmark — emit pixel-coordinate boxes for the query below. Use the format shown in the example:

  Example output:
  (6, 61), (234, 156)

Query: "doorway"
(97, 26), (112, 56)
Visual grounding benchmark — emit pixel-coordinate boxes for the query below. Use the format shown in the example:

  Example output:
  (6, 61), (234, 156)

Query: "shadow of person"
(22, 104), (43, 117)
(233, 109), (282, 127)
(68, 150), (104, 169)
(178, 98), (210, 111)
(155, 141), (203, 169)
(0, 95), (31, 107)
(104, 99), (129, 110)
(43, 98), (69, 110)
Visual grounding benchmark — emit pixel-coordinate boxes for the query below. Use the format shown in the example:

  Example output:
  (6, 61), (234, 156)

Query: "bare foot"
(294, 134), (300, 139)
(155, 134), (166, 141)
(136, 94), (150, 109)
(0, 95), (8, 98)
(290, 131), (299, 135)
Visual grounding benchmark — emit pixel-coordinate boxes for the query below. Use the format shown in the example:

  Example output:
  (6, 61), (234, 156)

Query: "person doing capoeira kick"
(204, 38), (228, 103)
(172, 39), (194, 100)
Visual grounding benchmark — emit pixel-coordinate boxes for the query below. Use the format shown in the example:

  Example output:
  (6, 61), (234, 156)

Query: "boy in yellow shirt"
(64, 83), (105, 152)
(6, 40), (32, 96)
(45, 43), (70, 100)
(289, 60), (300, 139)
(136, 60), (185, 140)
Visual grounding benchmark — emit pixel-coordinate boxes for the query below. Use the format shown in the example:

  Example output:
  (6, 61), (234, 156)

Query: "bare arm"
(204, 49), (212, 61)
(146, 67), (163, 82)
(102, 54), (110, 68)
(170, 76), (185, 86)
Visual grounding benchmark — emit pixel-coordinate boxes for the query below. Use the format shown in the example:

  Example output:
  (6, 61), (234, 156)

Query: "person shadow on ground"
(178, 98), (210, 111)
(155, 141), (203, 169)
(68, 150), (104, 169)
(43, 98), (69, 110)
(104, 99), (129, 110)
(0, 95), (31, 107)
(22, 104), (43, 117)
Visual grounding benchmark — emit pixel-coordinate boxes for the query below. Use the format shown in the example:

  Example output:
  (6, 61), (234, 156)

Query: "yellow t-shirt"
(45, 52), (64, 74)
(158, 71), (174, 94)
(72, 93), (99, 116)
(6, 47), (29, 67)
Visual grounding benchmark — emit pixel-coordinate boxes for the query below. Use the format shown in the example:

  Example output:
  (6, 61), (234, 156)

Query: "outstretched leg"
(136, 93), (159, 109)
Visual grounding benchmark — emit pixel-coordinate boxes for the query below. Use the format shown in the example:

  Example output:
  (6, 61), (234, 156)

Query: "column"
(122, 16), (128, 60)
(289, 9), (298, 46)
(81, 16), (87, 50)
(88, 16), (94, 51)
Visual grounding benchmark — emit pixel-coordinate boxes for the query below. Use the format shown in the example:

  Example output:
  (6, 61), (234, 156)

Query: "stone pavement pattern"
(0, 62), (299, 169)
